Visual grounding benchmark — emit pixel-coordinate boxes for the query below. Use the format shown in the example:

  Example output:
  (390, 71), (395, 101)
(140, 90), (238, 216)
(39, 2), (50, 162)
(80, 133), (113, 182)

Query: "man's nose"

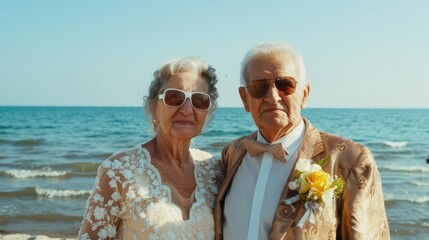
(264, 82), (282, 102)
(179, 98), (194, 115)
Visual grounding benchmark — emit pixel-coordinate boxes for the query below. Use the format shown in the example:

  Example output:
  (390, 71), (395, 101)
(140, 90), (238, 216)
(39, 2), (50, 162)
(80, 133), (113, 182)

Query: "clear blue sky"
(1, 0), (428, 108)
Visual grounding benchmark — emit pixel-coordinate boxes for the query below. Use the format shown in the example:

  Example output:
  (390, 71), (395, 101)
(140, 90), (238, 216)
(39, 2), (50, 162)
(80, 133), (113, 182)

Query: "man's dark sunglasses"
(246, 77), (297, 98)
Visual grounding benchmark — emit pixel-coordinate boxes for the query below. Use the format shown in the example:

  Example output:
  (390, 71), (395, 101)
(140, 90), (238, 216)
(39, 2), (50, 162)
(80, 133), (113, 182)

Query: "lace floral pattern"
(78, 144), (221, 240)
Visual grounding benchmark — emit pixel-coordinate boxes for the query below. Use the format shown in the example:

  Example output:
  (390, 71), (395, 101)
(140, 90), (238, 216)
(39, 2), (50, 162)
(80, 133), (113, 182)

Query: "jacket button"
(280, 205), (292, 218)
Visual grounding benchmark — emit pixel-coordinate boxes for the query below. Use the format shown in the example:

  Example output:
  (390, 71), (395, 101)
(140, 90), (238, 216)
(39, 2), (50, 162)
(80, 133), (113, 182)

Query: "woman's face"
(153, 70), (210, 141)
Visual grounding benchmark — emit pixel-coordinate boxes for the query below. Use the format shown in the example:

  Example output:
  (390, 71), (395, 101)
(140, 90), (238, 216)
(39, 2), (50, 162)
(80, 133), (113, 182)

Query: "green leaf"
(316, 155), (331, 167)
(332, 178), (346, 197)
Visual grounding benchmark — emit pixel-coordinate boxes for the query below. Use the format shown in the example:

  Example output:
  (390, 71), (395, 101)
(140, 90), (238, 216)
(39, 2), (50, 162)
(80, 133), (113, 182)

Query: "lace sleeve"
(78, 159), (124, 240)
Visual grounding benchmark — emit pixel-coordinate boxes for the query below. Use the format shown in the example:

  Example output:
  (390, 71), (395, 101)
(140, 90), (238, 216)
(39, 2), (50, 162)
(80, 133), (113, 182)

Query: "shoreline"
(0, 234), (75, 240)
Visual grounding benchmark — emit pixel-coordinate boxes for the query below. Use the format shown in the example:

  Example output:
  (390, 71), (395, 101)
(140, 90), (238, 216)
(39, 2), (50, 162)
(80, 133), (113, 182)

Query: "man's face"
(239, 54), (310, 142)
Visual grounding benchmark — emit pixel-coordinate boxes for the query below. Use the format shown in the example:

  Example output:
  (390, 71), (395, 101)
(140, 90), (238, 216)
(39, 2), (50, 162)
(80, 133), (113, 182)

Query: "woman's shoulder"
(190, 148), (221, 172)
(100, 144), (150, 170)
(190, 148), (215, 161)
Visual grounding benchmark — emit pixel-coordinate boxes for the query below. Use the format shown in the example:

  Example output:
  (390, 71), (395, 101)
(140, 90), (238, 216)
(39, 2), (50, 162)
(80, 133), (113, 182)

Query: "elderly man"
(214, 43), (390, 239)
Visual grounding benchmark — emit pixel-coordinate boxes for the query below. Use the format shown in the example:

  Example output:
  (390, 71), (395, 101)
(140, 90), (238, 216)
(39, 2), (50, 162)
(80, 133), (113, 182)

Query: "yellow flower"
(285, 157), (346, 228)
(299, 170), (331, 198)
(309, 170), (331, 197)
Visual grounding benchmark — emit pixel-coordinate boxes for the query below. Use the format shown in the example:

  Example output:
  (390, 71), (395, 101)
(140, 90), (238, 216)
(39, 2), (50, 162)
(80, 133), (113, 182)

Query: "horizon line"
(1, 105), (428, 110)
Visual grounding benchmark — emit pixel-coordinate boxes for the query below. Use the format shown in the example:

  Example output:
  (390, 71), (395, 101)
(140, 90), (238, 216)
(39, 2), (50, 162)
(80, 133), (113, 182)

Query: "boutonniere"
(285, 156), (345, 228)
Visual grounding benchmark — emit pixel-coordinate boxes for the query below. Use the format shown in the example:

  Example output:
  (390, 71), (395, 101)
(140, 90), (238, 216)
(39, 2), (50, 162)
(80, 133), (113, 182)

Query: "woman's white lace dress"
(78, 144), (221, 240)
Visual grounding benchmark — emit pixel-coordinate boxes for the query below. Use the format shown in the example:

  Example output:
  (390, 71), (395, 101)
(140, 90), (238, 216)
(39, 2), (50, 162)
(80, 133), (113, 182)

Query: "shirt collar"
(257, 118), (305, 150)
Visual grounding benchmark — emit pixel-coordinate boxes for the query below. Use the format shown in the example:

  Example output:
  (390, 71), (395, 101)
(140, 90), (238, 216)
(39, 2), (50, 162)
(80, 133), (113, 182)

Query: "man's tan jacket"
(214, 118), (390, 240)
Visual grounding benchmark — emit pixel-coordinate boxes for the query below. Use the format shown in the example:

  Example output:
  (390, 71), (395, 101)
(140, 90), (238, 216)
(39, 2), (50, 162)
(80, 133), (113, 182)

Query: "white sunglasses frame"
(158, 88), (212, 111)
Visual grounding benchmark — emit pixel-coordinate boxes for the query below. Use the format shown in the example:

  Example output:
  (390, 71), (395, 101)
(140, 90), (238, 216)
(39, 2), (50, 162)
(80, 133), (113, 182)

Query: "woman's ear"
(149, 101), (157, 119)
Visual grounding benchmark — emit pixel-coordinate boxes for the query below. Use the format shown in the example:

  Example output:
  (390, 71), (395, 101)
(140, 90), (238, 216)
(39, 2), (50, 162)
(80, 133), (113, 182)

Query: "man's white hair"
(240, 43), (307, 87)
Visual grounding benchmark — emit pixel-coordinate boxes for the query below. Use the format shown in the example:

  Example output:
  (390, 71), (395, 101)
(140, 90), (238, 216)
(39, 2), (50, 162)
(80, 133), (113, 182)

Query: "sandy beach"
(0, 234), (74, 240)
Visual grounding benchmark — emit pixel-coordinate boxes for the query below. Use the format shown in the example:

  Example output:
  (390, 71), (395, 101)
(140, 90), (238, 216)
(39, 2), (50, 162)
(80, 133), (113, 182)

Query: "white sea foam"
(383, 141), (407, 148)
(384, 194), (429, 203)
(35, 187), (91, 198)
(0, 234), (74, 240)
(380, 165), (429, 173)
(408, 181), (429, 187)
(5, 169), (68, 179)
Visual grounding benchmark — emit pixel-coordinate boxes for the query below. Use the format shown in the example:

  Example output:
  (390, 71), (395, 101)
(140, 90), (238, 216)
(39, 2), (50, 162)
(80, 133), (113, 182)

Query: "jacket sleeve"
(220, 144), (230, 177)
(340, 147), (390, 239)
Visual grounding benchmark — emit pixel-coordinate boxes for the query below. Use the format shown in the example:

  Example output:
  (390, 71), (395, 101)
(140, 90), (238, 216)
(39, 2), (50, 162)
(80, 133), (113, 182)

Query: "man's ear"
(239, 87), (250, 112)
(300, 83), (311, 109)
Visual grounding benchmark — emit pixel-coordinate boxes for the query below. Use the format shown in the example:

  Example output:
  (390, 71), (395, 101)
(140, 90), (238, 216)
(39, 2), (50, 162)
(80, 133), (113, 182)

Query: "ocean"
(0, 107), (428, 239)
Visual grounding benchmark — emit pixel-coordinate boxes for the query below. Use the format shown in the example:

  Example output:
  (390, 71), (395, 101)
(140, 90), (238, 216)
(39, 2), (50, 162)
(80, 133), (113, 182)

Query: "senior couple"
(78, 43), (390, 239)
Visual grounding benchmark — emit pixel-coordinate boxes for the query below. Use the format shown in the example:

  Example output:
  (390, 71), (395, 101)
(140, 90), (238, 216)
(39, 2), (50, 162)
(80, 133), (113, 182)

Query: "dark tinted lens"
(191, 93), (211, 110)
(275, 78), (296, 95)
(247, 80), (269, 98)
(164, 89), (186, 107)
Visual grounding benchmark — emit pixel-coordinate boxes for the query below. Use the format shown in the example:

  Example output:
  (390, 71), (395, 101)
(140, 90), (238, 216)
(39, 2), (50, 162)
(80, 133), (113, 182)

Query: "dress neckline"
(136, 144), (201, 222)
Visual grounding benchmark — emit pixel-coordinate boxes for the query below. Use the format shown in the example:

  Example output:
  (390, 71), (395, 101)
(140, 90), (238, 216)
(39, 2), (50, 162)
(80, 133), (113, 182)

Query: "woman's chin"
(171, 128), (200, 139)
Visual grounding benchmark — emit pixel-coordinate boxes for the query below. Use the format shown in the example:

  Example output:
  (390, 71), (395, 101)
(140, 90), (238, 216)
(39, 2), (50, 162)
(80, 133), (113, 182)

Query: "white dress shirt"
(223, 119), (305, 240)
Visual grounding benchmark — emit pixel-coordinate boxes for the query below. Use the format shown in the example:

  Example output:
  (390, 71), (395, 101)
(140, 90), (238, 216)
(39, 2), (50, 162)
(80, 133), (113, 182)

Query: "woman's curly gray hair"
(143, 56), (219, 130)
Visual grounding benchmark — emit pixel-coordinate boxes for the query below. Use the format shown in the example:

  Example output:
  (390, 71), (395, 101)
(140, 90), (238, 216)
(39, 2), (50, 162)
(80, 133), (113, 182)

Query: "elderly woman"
(78, 57), (221, 239)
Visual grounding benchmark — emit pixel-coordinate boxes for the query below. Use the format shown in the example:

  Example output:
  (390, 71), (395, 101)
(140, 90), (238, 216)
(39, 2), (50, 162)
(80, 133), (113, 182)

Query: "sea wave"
(209, 141), (232, 148)
(60, 162), (100, 172)
(39, 125), (57, 129)
(0, 187), (35, 198)
(4, 169), (69, 179)
(63, 152), (112, 160)
(379, 165), (429, 173)
(35, 187), (91, 198)
(0, 138), (45, 146)
(16, 139), (45, 146)
(3, 213), (82, 222)
(0, 187), (91, 199)
(384, 194), (429, 204)
(383, 141), (407, 148)
(408, 180), (429, 187)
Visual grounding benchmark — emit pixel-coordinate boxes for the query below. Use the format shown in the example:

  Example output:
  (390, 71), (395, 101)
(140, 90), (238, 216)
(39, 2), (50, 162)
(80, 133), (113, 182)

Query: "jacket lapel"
(214, 132), (257, 239)
(269, 118), (324, 239)
(221, 132), (257, 198)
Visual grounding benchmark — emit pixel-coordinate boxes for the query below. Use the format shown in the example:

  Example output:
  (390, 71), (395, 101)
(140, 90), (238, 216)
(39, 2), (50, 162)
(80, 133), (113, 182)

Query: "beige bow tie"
(242, 137), (288, 161)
